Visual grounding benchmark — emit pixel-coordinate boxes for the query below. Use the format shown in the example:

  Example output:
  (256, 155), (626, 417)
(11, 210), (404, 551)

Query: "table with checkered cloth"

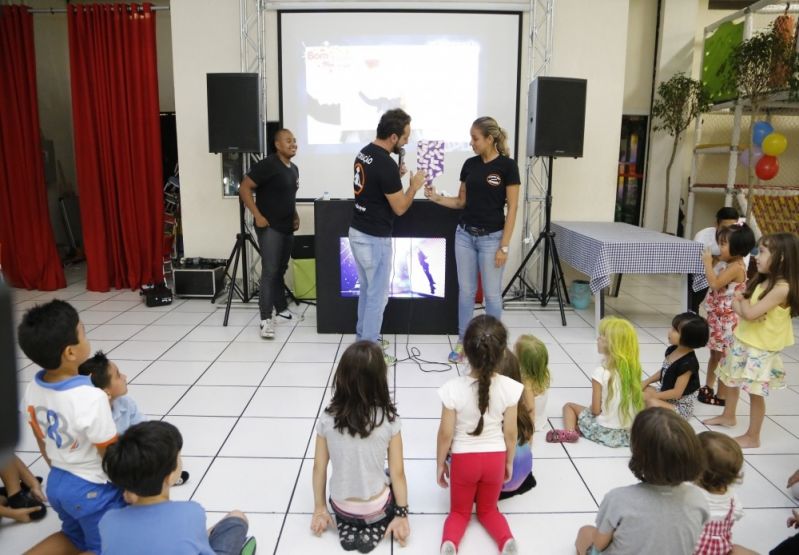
(551, 221), (709, 293)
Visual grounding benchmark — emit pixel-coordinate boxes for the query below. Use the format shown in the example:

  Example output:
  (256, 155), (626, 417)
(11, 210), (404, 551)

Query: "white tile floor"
(4, 267), (799, 554)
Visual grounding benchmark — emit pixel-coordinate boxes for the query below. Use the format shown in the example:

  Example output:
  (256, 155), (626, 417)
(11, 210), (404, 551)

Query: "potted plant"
(651, 73), (709, 234)
(722, 15), (796, 220)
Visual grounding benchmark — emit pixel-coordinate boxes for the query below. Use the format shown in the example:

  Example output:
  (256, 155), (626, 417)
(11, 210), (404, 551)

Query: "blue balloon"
(752, 121), (774, 147)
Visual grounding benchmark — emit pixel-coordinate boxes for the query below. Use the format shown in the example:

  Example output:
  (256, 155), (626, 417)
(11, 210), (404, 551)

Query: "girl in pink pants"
(436, 315), (523, 555)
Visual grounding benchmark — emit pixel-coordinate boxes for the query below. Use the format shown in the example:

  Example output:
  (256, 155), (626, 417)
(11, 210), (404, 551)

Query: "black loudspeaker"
(207, 73), (262, 153)
(526, 77), (587, 158)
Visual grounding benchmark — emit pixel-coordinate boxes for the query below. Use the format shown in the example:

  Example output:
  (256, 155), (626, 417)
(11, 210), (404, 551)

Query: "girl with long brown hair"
(436, 315), (522, 555)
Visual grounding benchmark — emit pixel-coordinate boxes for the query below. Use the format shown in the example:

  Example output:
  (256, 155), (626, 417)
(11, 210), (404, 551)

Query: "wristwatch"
(500, 246), (509, 254)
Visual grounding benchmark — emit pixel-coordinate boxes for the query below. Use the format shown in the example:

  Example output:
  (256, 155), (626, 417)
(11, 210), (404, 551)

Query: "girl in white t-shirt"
(310, 341), (409, 553)
(437, 315), (523, 555)
(548, 316), (644, 447)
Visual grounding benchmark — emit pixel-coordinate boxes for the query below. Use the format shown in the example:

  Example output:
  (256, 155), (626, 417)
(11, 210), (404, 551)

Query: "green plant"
(651, 74), (709, 233)
(722, 19), (797, 220)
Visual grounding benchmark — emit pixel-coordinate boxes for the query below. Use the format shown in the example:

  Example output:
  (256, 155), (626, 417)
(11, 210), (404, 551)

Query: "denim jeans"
(255, 226), (294, 320)
(348, 227), (393, 343)
(208, 515), (248, 555)
(454, 226), (504, 340)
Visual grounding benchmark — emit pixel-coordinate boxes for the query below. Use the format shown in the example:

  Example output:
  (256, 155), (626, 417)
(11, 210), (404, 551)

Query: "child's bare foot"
(734, 434), (760, 449)
(703, 415), (736, 427)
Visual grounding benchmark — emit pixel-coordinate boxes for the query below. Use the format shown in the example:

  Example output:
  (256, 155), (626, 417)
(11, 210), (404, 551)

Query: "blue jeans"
(46, 467), (125, 553)
(209, 515), (248, 555)
(454, 226), (504, 340)
(348, 227), (392, 343)
(255, 226), (294, 320)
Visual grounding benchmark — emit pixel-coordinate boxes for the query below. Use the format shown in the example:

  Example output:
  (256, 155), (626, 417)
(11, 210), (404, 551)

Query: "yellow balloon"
(762, 132), (788, 156)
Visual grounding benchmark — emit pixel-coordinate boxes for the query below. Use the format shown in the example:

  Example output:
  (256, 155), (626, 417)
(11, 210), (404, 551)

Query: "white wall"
(623, 0), (657, 115)
(547, 0), (630, 223)
(174, 0), (632, 257)
(171, 0), (241, 257)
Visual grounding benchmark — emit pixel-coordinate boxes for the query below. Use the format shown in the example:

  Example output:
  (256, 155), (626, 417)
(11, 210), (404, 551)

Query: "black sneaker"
(7, 490), (46, 521)
(174, 470), (190, 486)
(0, 476), (43, 498)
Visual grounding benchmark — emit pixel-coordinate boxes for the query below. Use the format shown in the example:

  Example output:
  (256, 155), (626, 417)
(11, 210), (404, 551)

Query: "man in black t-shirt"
(239, 129), (300, 339)
(349, 109), (426, 357)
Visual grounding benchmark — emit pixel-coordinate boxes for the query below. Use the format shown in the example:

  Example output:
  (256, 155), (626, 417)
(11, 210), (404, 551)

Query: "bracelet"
(394, 505), (409, 518)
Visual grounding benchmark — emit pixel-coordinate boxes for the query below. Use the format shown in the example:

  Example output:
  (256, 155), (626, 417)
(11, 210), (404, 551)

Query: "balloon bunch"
(739, 121), (788, 180)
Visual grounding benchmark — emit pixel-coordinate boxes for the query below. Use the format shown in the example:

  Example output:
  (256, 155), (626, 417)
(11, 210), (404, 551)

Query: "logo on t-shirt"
(354, 163), (366, 195)
(486, 173), (502, 187)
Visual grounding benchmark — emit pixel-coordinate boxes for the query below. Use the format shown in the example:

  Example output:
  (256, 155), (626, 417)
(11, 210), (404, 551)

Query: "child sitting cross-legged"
(549, 316), (644, 447)
(99, 421), (255, 555)
(575, 407), (710, 555)
(79, 351), (189, 485)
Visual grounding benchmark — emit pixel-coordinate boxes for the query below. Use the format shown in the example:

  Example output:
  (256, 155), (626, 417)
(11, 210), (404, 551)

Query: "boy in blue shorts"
(99, 421), (254, 554)
(18, 300), (125, 554)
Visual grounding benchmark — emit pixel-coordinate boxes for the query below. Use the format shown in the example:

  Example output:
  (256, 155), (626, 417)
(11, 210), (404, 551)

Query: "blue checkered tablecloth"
(551, 221), (709, 293)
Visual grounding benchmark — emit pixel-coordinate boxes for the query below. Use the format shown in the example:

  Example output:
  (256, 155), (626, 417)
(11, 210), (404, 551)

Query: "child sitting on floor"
(575, 407), (709, 554)
(549, 316), (643, 447)
(310, 341), (410, 553)
(100, 421), (255, 554)
(643, 312), (708, 419)
(79, 351), (189, 485)
(514, 334), (550, 428)
(18, 300), (125, 555)
(497, 349), (536, 500)
(693, 431), (756, 555)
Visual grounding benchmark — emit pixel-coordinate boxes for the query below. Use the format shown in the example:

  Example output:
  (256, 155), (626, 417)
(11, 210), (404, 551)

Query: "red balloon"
(755, 155), (779, 180)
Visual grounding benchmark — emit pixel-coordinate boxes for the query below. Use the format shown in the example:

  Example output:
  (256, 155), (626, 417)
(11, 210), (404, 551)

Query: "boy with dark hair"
(78, 351), (190, 485)
(18, 299), (124, 555)
(99, 421), (254, 555)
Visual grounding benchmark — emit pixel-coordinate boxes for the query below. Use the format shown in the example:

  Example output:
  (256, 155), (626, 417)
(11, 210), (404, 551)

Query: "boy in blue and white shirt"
(18, 300), (124, 554)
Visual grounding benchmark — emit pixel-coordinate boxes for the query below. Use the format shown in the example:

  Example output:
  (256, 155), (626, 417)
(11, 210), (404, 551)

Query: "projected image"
(304, 42), (479, 147)
(340, 238), (446, 299)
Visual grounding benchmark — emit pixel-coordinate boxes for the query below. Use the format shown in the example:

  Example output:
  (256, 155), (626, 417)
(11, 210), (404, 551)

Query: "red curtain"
(0, 6), (66, 291)
(68, 3), (163, 291)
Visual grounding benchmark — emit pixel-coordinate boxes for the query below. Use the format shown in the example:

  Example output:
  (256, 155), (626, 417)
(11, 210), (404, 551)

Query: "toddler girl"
(514, 335), (550, 428)
(575, 407), (709, 554)
(497, 349), (536, 500)
(693, 431), (756, 555)
(437, 315), (522, 555)
(310, 341), (410, 552)
(548, 316), (643, 447)
(643, 312), (709, 419)
(699, 223), (755, 407)
(705, 232), (799, 449)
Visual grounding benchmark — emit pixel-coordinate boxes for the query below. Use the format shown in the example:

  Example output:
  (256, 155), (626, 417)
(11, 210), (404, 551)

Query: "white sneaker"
(276, 309), (293, 321)
(260, 319), (275, 339)
(501, 539), (518, 555)
(440, 540), (457, 555)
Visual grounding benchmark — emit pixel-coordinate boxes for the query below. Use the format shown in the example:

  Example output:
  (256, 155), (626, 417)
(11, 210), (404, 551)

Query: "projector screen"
(279, 10), (522, 201)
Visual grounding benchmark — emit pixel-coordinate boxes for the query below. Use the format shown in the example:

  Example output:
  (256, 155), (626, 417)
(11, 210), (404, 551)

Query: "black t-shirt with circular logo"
(246, 154), (299, 234)
(459, 154), (521, 232)
(351, 142), (403, 237)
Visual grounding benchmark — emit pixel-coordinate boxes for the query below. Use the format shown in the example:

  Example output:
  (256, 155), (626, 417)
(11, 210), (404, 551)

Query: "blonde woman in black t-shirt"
(425, 117), (521, 363)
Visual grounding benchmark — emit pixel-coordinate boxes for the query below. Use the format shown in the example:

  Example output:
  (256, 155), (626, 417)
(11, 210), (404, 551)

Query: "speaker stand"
(503, 156), (570, 325)
(222, 201), (261, 326)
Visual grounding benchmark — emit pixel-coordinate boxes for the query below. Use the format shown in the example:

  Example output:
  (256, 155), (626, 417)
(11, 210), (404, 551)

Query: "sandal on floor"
(698, 386), (726, 406)
(545, 429), (580, 443)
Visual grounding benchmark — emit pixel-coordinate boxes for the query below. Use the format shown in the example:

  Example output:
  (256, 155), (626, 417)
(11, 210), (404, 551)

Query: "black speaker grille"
(528, 77), (586, 158)
(207, 73), (262, 153)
